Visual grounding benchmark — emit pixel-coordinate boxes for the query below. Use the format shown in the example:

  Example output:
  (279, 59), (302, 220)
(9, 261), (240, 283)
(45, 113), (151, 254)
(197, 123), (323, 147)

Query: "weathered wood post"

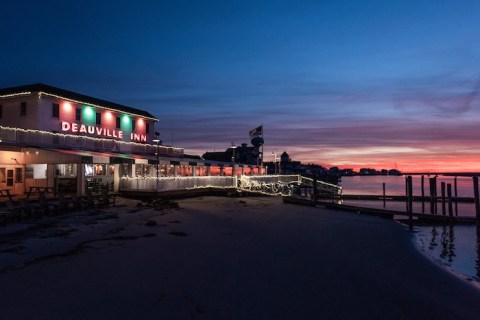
(429, 178), (435, 215)
(408, 176), (413, 214)
(447, 183), (453, 219)
(441, 182), (446, 216)
(454, 176), (458, 216)
(383, 182), (386, 208)
(312, 177), (317, 207)
(433, 177), (438, 215)
(405, 177), (408, 212)
(473, 176), (480, 229)
(421, 175), (425, 213)
(407, 176), (413, 229)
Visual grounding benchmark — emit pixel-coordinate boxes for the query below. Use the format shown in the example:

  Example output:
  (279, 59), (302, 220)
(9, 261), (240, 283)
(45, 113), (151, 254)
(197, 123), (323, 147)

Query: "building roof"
(0, 83), (158, 120)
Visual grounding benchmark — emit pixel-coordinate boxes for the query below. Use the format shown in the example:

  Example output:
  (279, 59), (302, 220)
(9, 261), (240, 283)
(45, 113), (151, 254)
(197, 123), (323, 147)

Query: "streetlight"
(152, 132), (161, 191)
(231, 143), (237, 176)
(272, 150), (278, 175)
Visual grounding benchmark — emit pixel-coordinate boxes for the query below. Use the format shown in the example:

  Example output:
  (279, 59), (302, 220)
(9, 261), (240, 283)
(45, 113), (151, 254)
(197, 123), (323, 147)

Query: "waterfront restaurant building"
(0, 84), (265, 196)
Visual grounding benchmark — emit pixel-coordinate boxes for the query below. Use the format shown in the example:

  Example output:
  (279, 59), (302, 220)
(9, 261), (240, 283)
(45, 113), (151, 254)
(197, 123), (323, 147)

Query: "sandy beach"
(1, 196), (480, 319)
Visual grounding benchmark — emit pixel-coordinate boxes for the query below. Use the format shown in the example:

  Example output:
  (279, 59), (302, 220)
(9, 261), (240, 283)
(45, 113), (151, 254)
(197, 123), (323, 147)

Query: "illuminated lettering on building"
(61, 121), (147, 142)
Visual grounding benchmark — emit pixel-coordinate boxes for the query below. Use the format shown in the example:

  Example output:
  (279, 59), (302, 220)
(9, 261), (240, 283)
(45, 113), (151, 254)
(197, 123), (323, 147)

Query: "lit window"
(85, 164), (94, 176)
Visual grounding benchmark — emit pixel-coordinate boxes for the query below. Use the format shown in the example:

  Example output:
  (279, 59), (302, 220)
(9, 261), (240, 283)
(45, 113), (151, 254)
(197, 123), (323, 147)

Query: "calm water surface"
(415, 225), (480, 285)
(341, 175), (475, 197)
(339, 175), (480, 285)
(340, 175), (477, 217)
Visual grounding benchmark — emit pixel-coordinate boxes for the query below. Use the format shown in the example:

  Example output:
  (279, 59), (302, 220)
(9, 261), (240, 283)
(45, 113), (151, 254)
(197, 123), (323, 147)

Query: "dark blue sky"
(2, 1), (480, 171)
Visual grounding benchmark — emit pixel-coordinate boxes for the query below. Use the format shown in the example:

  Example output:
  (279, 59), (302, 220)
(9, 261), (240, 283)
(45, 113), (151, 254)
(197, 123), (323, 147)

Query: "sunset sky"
(2, 1), (480, 172)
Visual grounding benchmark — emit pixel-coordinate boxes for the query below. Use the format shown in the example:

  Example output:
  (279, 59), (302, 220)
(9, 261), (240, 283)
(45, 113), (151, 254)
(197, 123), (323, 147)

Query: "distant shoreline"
(340, 172), (480, 177)
(402, 172), (480, 177)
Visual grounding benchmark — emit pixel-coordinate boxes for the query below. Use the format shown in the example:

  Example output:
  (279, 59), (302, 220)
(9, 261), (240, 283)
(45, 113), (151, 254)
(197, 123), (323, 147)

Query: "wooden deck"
(283, 196), (477, 225)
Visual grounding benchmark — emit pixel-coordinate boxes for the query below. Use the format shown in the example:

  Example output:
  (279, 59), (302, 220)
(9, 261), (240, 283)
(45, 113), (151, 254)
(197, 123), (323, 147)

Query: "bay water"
(339, 175), (480, 285)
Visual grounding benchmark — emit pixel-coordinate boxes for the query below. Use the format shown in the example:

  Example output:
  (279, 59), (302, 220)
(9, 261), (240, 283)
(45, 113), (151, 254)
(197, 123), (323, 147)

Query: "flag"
(249, 125), (263, 137)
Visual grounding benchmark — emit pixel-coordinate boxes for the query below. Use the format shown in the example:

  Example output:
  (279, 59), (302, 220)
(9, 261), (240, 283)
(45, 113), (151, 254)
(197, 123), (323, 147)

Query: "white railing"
(237, 175), (296, 196)
(119, 174), (342, 196)
(120, 176), (236, 191)
(300, 176), (343, 195)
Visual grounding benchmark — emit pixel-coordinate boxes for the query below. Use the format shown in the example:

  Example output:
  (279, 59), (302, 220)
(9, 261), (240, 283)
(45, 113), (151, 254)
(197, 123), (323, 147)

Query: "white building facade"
(0, 84), (265, 196)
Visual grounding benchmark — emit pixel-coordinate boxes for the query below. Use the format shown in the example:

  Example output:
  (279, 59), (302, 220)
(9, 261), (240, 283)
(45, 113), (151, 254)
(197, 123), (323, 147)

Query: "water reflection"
(429, 226), (438, 251)
(439, 225), (455, 263)
(427, 226), (456, 263)
(477, 233), (480, 279)
(416, 225), (480, 283)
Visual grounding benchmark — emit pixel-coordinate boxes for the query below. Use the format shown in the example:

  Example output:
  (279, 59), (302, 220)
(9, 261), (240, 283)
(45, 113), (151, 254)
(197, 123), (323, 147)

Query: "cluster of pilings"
(404, 175), (480, 229)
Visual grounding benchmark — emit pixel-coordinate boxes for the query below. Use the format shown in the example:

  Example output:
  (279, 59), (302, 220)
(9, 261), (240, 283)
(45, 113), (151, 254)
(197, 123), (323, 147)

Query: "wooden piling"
(405, 177), (408, 212)
(473, 176), (480, 228)
(407, 176), (413, 229)
(447, 183), (453, 218)
(312, 177), (317, 207)
(441, 182), (446, 216)
(454, 176), (458, 216)
(433, 177), (438, 215)
(409, 176), (413, 214)
(421, 175), (425, 213)
(383, 182), (386, 208)
(429, 178), (435, 215)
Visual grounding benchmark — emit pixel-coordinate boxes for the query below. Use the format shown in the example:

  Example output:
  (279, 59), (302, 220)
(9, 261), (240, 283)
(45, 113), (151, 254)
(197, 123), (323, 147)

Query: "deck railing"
(120, 174), (342, 196)
(120, 176), (236, 191)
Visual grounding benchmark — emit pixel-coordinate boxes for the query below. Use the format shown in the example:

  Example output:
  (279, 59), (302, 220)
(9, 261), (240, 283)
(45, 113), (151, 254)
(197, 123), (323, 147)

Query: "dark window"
(20, 102), (27, 116)
(52, 103), (59, 118)
(146, 123), (150, 133)
(75, 108), (81, 121)
(116, 117), (121, 129)
(96, 112), (101, 125)
(0, 105), (2, 119)
(132, 120), (136, 132)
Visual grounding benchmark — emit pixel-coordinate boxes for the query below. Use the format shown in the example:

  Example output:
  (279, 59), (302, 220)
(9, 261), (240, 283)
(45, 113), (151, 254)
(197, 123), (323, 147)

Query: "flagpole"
(261, 123), (264, 168)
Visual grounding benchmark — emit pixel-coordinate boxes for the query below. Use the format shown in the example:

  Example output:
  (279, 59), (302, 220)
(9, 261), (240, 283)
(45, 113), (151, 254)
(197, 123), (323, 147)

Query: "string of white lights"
(0, 91), (32, 99)
(120, 175), (293, 196)
(38, 92), (158, 121)
(0, 125), (183, 151)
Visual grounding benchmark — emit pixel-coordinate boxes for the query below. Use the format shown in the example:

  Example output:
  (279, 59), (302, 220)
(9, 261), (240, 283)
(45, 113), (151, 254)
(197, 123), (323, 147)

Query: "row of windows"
(0, 102), (30, 118)
(0, 103), (26, 118)
(51, 103), (149, 132)
(0, 102), (150, 133)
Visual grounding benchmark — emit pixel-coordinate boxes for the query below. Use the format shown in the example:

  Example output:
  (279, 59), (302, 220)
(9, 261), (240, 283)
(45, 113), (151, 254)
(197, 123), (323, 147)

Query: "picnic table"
(0, 189), (13, 201)
(26, 186), (55, 199)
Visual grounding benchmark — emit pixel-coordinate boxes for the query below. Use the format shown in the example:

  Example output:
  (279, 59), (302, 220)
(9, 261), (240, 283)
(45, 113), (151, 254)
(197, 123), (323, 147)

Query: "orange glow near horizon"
(309, 154), (480, 173)
(258, 144), (480, 174)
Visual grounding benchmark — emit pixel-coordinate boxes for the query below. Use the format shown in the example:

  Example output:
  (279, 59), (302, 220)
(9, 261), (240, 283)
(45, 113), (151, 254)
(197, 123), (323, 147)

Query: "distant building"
(202, 143), (260, 165)
(359, 168), (378, 176)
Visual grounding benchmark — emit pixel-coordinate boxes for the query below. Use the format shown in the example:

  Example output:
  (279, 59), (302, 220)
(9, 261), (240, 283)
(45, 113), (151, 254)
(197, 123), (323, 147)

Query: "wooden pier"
(283, 196), (477, 225)
(285, 175), (480, 227)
